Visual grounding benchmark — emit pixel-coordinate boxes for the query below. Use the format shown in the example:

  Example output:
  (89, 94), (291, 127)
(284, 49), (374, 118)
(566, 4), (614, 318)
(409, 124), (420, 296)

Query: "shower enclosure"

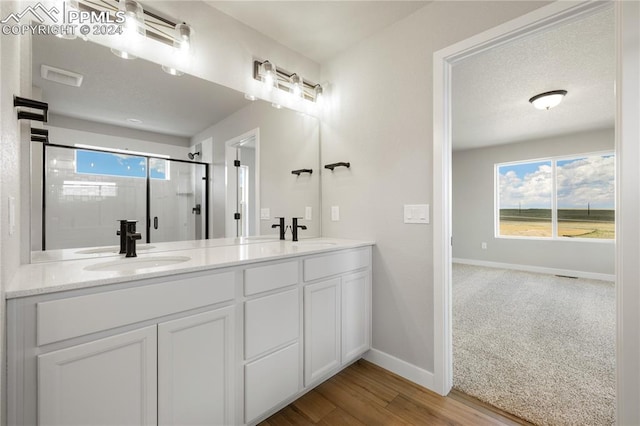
(37, 144), (208, 251)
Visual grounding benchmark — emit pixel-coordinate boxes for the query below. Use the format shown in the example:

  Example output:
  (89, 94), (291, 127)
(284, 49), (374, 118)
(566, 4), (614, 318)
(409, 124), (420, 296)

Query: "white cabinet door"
(341, 271), (371, 364)
(38, 326), (157, 426)
(245, 342), (300, 423)
(304, 278), (341, 386)
(158, 307), (235, 426)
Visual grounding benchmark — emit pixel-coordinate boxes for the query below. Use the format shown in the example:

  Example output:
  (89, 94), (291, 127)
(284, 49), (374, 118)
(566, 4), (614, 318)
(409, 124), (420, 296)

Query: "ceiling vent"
(41, 65), (84, 87)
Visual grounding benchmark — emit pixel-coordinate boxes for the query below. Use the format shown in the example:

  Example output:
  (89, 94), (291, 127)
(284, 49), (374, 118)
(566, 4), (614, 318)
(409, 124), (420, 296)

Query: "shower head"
(188, 151), (200, 160)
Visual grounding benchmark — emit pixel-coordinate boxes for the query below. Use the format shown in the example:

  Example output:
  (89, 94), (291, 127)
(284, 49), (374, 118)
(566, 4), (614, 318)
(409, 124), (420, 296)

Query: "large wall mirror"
(30, 35), (320, 262)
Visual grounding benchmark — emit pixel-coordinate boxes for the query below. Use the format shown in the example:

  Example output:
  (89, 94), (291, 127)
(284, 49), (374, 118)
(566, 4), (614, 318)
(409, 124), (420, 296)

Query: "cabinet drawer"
(245, 342), (300, 423)
(245, 289), (299, 360)
(244, 261), (298, 296)
(37, 272), (235, 346)
(304, 248), (370, 281)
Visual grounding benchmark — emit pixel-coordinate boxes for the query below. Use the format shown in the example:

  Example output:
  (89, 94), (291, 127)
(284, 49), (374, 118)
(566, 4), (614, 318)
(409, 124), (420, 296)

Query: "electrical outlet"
(260, 208), (270, 220)
(305, 206), (312, 220)
(331, 206), (340, 221)
(481, 242), (487, 250)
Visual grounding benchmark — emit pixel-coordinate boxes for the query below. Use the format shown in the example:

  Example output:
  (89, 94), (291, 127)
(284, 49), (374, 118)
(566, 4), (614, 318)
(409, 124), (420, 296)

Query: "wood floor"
(259, 360), (532, 426)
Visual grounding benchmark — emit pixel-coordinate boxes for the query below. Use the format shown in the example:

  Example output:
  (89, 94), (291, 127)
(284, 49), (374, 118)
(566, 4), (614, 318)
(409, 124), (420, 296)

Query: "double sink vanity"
(6, 237), (373, 425)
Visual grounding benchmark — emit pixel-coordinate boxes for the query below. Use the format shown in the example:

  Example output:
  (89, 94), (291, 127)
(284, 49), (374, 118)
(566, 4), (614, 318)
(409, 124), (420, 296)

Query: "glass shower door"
(149, 159), (206, 243)
(44, 146), (146, 250)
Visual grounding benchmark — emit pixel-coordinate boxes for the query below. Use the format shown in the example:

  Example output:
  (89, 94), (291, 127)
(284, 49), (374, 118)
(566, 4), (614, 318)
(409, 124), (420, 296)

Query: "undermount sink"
(76, 245), (155, 255)
(84, 256), (191, 272)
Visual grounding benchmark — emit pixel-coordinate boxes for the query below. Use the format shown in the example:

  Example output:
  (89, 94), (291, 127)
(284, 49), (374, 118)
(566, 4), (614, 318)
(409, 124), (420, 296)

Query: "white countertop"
(8, 238), (374, 299)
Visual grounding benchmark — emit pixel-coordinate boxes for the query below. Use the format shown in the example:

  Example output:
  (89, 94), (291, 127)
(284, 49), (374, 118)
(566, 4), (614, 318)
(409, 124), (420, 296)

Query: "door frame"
(432, 1), (639, 422)
(224, 128), (260, 238)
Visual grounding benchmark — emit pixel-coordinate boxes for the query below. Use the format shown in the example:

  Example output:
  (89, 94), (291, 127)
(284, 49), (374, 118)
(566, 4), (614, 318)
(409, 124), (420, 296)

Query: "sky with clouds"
(498, 155), (615, 209)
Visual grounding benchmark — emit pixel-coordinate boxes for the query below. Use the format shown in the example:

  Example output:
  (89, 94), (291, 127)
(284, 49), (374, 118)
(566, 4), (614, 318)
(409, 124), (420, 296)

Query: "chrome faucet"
(125, 220), (142, 258)
(272, 217), (286, 240)
(291, 217), (307, 242)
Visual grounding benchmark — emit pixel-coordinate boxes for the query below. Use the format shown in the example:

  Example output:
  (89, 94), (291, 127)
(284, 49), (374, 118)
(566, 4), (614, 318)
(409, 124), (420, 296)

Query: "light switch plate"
(260, 208), (270, 220)
(305, 206), (312, 220)
(404, 204), (429, 224)
(331, 206), (340, 221)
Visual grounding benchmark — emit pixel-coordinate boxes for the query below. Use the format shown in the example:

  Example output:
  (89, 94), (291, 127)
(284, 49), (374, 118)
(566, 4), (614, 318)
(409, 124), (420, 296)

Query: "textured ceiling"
(205, 1), (429, 63)
(452, 7), (615, 151)
(32, 35), (250, 138)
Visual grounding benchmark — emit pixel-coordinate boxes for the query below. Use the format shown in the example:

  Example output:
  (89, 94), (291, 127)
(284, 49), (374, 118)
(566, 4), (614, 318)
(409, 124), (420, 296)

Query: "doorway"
(432, 0), (628, 422)
(224, 129), (260, 238)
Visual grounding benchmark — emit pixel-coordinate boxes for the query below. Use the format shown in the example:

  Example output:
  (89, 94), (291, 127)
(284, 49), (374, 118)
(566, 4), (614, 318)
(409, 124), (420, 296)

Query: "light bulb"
(314, 84), (324, 104)
(262, 61), (278, 91)
(290, 73), (303, 100)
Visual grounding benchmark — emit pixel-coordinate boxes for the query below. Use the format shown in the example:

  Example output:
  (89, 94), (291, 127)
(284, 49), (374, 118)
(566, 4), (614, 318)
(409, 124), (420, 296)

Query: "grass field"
(499, 209), (615, 239)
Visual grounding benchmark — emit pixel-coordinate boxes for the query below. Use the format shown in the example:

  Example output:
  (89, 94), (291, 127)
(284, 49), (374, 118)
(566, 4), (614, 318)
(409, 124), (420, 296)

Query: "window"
(76, 150), (168, 180)
(497, 153), (615, 240)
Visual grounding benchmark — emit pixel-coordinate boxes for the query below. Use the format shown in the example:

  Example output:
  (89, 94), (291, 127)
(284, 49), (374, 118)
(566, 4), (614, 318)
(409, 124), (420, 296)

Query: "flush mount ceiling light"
(529, 90), (568, 110)
(253, 59), (323, 103)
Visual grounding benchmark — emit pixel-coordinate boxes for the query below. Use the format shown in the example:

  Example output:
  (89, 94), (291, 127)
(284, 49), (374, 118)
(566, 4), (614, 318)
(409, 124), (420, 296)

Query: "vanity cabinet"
(303, 268), (371, 386)
(7, 244), (372, 426)
(37, 307), (235, 426)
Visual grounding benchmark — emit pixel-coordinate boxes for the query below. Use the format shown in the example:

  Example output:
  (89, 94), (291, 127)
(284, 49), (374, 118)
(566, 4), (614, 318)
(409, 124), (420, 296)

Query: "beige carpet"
(453, 263), (615, 426)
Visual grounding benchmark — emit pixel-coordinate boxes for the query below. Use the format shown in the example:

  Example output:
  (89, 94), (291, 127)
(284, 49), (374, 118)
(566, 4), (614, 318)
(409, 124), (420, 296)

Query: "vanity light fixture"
(529, 90), (568, 110)
(72, 1), (194, 75)
(254, 59), (324, 103)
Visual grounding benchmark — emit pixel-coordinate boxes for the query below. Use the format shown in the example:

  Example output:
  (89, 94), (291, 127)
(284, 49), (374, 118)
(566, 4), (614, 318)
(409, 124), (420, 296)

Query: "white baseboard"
(453, 258), (615, 282)
(364, 349), (435, 391)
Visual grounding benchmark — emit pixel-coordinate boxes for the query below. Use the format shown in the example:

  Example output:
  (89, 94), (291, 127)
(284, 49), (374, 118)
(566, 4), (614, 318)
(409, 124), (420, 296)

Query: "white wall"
(193, 100), (320, 239)
(319, 0), (550, 377)
(452, 128), (615, 276)
(0, 1), (31, 420)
